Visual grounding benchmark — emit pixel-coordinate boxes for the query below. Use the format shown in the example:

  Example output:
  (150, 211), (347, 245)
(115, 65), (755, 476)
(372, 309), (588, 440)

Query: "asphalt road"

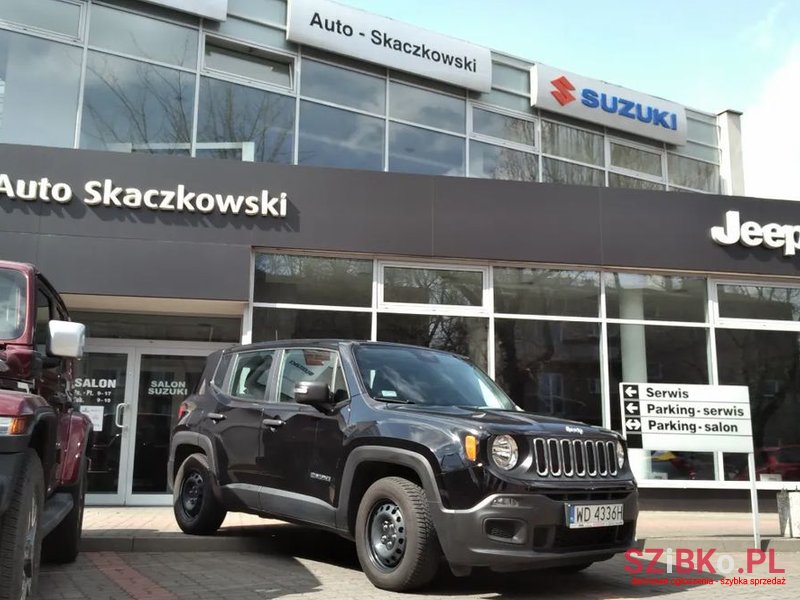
(39, 527), (799, 599)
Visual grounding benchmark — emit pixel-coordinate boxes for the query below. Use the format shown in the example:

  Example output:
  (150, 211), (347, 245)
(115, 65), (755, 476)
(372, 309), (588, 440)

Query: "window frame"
(224, 348), (278, 403)
(274, 346), (346, 404)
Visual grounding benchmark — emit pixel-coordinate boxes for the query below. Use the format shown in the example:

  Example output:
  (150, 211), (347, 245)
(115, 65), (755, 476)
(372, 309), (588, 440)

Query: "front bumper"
(432, 487), (638, 571)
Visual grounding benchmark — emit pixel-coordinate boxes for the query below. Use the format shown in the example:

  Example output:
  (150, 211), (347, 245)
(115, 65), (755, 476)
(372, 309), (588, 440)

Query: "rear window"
(0, 268), (26, 340)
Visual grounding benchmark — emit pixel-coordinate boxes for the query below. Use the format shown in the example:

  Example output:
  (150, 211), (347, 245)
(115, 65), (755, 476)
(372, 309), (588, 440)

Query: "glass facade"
(0, 0), (722, 192)
(252, 253), (800, 487)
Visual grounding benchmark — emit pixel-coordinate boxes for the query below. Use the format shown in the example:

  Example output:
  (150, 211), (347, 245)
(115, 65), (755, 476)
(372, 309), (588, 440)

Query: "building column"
(717, 109), (745, 196)
(619, 287), (649, 479)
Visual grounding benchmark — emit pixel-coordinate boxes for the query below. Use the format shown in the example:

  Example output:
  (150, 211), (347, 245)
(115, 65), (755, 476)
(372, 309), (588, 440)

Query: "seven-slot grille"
(532, 438), (619, 477)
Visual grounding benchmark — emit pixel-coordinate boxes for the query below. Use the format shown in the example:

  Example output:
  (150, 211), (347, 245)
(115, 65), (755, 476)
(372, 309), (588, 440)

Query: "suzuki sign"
(287, 0), (491, 92)
(531, 64), (687, 145)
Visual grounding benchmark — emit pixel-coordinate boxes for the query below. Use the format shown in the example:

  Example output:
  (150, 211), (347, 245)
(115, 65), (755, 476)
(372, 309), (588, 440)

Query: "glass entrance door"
(75, 350), (134, 505)
(84, 341), (227, 506)
(129, 353), (207, 501)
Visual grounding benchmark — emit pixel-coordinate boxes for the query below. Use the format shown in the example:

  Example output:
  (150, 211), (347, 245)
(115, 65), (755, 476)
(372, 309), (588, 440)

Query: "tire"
(173, 453), (226, 535)
(355, 476), (440, 592)
(0, 450), (44, 600)
(42, 456), (87, 564)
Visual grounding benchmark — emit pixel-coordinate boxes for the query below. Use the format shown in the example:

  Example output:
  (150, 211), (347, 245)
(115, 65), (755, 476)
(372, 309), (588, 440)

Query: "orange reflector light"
(0, 416), (29, 435)
(465, 435), (478, 462)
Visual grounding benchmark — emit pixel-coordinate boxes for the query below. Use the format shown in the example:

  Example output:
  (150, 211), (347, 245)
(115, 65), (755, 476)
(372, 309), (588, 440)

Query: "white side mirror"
(48, 320), (86, 358)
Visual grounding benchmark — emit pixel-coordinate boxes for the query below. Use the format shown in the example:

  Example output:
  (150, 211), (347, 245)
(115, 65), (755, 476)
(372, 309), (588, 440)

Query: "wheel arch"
(337, 446), (443, 536)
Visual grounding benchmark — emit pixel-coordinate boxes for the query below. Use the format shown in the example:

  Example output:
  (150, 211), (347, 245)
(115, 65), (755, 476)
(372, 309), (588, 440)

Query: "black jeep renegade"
(168, 340), (637, 591)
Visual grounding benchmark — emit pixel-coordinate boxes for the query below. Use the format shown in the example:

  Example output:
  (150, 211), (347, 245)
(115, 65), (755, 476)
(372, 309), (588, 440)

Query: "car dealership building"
(1, 0), (799, 507)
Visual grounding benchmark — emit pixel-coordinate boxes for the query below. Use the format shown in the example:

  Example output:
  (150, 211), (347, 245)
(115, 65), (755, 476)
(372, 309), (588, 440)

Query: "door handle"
(262, 418), (285, 427)
(114, 403), (128, 428)
(207, 413), (226, 421)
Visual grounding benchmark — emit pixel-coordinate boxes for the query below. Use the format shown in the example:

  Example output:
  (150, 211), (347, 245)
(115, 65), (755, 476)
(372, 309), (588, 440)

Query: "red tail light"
(177, 402), (189, 420)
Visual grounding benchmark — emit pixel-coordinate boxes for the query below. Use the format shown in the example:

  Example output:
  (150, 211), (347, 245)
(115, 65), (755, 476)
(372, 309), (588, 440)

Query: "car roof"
(225, 339), (463, 357)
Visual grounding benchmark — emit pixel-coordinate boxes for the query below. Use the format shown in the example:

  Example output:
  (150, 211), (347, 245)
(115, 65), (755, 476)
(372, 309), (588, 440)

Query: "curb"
(81, 534), (800, 554)
(637, 537), (800, 553)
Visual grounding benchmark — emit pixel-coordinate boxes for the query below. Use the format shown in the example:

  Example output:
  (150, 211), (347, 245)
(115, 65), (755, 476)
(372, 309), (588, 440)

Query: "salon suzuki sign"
(531, 64), (687, 145)
(287, 0), (491, 92)
(0, 173), (288, 218)
(711, 211), (800, 257)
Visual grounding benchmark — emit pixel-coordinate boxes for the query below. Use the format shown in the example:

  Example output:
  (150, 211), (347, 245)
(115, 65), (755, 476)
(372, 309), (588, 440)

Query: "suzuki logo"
(550, 76), (576, 106)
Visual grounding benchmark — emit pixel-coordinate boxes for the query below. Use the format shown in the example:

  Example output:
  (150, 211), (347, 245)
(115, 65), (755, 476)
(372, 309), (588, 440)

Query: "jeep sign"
(711, 211), (800, 257)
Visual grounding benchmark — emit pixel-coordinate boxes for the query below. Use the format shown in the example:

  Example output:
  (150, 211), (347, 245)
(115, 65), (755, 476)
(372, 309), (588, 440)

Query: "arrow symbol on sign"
(625, 418), (641, 431)
(623, 385), (639, 398)
(625, 402), (639, 414)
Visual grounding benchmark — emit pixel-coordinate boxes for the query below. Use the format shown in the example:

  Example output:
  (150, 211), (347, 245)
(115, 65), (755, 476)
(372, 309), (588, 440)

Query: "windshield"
(0, 268), (26, 340)
(354, 345), (517, 410)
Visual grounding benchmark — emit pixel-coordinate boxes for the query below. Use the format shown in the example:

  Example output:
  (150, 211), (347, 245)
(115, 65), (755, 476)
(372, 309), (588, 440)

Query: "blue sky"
(338, 0), (800, 199)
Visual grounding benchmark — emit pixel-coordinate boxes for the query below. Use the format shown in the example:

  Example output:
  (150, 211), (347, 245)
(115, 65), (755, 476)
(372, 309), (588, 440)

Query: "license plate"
(565, 503), (623, 529)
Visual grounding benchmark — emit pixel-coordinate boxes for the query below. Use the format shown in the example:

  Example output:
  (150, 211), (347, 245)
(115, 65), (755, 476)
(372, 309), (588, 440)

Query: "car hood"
(383, 404), (616, 438)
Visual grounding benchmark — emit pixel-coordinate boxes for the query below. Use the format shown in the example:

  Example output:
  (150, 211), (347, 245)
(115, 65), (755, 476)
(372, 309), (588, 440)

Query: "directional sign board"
(619, 383), (752, 453)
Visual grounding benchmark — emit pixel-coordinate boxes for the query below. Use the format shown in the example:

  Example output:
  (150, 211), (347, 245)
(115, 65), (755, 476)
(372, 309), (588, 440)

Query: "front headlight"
(616, 440), (626, 468)
(0, 416), (29, 435)
(490, 435), (519, 471)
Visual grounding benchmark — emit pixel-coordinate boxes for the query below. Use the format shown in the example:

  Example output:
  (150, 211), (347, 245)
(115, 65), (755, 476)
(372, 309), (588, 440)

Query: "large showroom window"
(250, 253), (800, 488)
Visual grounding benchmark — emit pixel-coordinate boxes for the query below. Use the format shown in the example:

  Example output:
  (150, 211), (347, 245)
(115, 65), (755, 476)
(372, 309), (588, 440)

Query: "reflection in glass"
(253, 307), (371, 341)
(494, 268), (599, 317)
(473, 109), (534, 146)
(229, 0), (287, 23)
(668, 154), (720, 193)
(254, 254), (373, 307)
(605, 273), (707, 322)
(0, 30), (81, 148)
(389, 123), (465, 176)
(490, 63), (529, 94)
(541, 121), (603, 166)
(384, 267), (482, 306)
(607, 324), (709, 432)
(70, 312), (241, 342)
(90, 4), (198, 68)
(80, 52), (194, 153)
(608, 173), (665, 190)
(301, 59), (385, 113)
(389, 82), (465, 133)
(76, 353), (128, 494)
(541, 157), (604, 186)
(646, 450), (715, 481)
(133, 355), (206, 493)
(469, 141), (536, 181)
(495, 319), (602, 425)
(205, 44), (291, 88)
(0, 0), (81, 37)
(718, 284), (800, 321)
(204, 17), (292, 52)
(196, 77), (294, 163)
(377, 313), (488, 370)
(610, 142), (662, 176)
(298, 101), (383, 170)
(717, 330), (800, 481)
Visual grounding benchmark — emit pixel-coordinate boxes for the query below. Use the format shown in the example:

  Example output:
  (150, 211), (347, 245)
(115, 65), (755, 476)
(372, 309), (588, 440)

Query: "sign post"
(619, 383), (759, 548)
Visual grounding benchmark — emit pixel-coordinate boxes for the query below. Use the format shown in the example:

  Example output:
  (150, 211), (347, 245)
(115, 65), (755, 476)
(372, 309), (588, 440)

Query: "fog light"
(491, 496), (520, 507)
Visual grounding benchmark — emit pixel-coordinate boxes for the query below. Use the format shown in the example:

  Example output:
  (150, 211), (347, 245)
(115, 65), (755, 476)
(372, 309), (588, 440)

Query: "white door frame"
(85, 338), (229, 506)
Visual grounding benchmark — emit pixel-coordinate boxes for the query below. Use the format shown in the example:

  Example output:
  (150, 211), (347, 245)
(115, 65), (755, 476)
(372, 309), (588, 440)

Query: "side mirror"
(48, 320), (86, 358)
(295, 381), (331, 410)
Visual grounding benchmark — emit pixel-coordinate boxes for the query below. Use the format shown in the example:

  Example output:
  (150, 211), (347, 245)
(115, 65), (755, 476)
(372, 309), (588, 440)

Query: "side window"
(229, 350), (275, 401)
(211, 352), (232, 389)
(34, 288), (52, 352)
(278, 348), (337, 403)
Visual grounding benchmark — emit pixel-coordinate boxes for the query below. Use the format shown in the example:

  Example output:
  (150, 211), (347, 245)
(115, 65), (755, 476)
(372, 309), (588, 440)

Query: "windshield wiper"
(374, 396), (415, 404)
